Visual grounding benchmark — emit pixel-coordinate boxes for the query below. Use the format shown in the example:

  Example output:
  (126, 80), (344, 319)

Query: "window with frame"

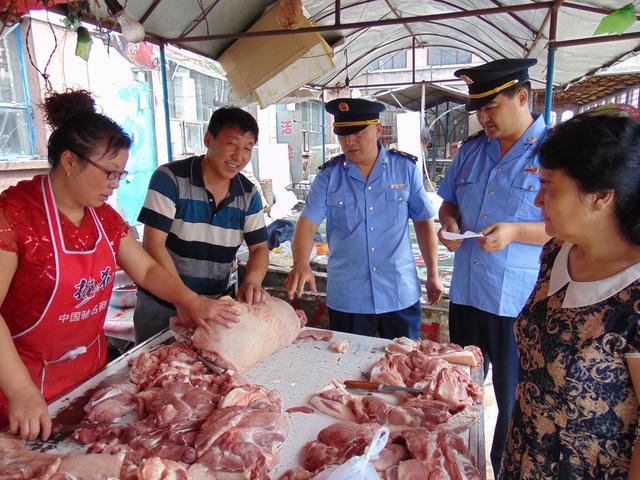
(166, 60), (230, 157)
(367, 51), (407, 72)
(427, 47), (472, 66)
(298, 100), (327, 147)
(0, 26), (35, 160)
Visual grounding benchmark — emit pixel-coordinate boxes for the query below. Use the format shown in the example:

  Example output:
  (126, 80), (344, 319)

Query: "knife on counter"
(343, 380), (423, 395)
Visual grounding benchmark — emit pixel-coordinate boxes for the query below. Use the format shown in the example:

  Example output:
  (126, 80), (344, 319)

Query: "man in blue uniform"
(437, 59), (550, 475)
(285, 98), (443, 340)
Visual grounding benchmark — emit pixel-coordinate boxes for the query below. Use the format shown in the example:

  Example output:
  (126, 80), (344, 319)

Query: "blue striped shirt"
(138, 155), (267, 299)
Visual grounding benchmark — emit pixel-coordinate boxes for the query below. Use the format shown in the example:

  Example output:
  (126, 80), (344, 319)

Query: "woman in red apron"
(0, 90), (239, 441)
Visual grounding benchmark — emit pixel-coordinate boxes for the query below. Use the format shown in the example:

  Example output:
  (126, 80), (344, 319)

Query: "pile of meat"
(286, 337), (484, 479)
(281, 422), (481, 480)
(73, 342), (289, 479)
(0, 434), (124, 479)
(172, 296), (304, 373)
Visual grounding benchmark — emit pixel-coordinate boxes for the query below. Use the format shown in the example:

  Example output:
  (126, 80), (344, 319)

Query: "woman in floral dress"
(501, 114), (640, 479)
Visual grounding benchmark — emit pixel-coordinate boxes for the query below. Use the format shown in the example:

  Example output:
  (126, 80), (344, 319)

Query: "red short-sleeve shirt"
(0, 175), (129, 334)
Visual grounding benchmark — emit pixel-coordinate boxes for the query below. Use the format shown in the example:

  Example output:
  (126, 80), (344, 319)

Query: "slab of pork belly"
(172, 296), (302, 374)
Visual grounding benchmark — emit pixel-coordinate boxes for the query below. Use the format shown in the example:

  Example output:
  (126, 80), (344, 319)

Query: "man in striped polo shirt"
(133, 108), (269, 343)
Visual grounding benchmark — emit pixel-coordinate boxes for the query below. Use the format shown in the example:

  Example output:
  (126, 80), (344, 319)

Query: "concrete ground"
(484, 368), (498, 480)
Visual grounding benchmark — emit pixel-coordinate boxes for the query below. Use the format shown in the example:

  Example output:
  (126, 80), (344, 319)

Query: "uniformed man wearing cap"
(437, 58), (550, 474)
(285, 97), (443, 340)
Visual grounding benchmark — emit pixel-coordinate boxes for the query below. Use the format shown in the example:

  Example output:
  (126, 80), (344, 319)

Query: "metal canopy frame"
(28, 0), (640, 156)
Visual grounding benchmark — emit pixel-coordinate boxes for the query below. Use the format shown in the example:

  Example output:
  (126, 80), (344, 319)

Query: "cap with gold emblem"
(454, 58), (536, 112)
(325, 98), (385, 135)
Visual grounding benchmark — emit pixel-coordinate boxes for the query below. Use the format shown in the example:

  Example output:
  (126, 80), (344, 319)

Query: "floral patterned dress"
(501, 240), (640, 479)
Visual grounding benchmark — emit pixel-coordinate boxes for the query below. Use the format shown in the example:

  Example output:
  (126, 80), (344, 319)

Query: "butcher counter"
(37, 328), (486, 478)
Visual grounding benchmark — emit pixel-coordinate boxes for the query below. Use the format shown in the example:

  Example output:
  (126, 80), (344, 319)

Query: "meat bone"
(343, 380), (423, 395)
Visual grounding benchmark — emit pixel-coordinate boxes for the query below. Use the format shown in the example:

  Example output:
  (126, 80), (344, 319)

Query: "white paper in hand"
(313, 427), (390, 480)
(441, 230), (484, 240)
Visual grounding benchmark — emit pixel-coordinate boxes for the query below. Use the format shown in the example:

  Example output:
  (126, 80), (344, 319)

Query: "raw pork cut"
(280, 422), (481, 480)
(195, 406), (289, 477)
(0, 434), (123, 480)
(172, 296), (303, 373)
(383, 337), (482, 368)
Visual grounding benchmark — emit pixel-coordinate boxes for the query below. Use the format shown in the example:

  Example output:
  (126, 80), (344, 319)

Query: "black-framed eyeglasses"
(82, 155), (128, 181)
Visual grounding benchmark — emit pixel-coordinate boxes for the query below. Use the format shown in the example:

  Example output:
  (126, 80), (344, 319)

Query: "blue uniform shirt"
(302, 143), (436, 314)
(438, 114), (548, 317)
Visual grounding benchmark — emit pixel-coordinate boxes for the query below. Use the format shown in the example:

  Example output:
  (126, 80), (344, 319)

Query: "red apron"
(0, 176), (115, 423)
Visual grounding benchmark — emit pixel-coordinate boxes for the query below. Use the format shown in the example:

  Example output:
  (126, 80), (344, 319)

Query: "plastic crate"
(285, 182), (312, 200)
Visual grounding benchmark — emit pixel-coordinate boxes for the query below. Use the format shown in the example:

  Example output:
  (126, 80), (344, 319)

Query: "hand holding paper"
(440, 230), (484, 241)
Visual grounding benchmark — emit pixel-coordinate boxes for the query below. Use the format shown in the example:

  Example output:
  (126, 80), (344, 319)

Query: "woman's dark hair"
(539, 114), (640, 245)
(43, 89), (132, 167)
(207, 107), (259, 142)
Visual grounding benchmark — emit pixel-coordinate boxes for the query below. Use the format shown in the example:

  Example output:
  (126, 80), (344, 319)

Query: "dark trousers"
(448, 302), (519, 478)
(328, 301), (421, 340)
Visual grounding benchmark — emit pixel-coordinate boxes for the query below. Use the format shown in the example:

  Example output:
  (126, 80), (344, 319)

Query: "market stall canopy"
(375, 82), (468, 111)
(4, 1), (640, 93)
(553, 73), (640, 106)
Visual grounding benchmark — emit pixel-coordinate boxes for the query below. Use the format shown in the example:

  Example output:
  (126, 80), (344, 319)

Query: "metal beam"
(385, 0), (416, 38)
(544, 2), (560, 125)
(312, 0), (376, 23)
(139, 0), (163, 25)
(321, 31), (497, 88)
(487, 0), (538, 37)
(434, 0), (527, 51)
(563, 2), (640, 21)
(551, 31), (640, 49)
(159, 42), (173, 162)
(526, 4), (554, 58)
(346, 36), (494, 82)
(179, 0), (223, 38)
(169, 2), (554, 42)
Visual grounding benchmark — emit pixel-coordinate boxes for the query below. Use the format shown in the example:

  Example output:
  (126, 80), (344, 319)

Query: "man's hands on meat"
(175, 282), (270, 334)
(176, 293), (240, 333)
(236, 281), (270, 305)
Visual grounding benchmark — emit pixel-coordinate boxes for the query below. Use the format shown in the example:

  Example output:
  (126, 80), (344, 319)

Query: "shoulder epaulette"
(388, 148), (418, 163)
(460, 130), (485, 146)
(318, 153), (345, 171)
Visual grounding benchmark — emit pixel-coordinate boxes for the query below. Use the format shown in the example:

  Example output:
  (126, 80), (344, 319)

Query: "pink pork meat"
(172, 296), (303, 373)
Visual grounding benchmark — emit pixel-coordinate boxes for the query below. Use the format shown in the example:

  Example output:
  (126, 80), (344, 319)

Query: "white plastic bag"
(313, 426), (390, 480)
